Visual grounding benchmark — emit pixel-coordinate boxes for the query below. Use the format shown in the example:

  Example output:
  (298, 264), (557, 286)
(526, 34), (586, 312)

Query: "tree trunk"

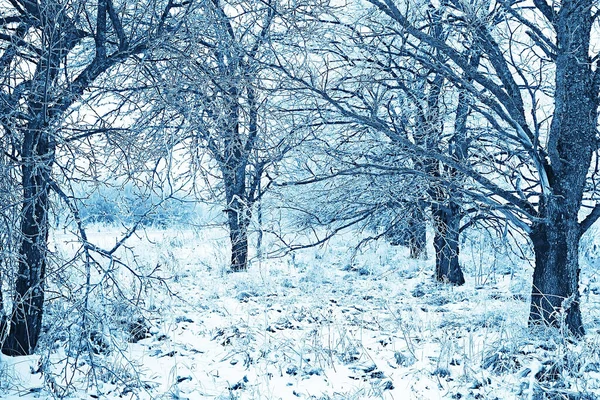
(256, 188), (263, 260)
(407, 219), (427, 259)
(229, 217), (249, 272)
(225, 178), (250, 272)
(529, 203), (584, 336)
(385, 209), (427, 258)
(433, 202), (465, 285)
(2, 128), (52, 356)
(527, 0), (597, 336)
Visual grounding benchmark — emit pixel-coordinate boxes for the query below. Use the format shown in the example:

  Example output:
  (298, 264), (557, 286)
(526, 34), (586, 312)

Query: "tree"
(306, 0), (600, 335)
(271, 4), (476, 284)
(140, 0), (309, 271)
(0, 139), (19, 344)
(384, 204), (427, 259)
(0, 0), (191, 356)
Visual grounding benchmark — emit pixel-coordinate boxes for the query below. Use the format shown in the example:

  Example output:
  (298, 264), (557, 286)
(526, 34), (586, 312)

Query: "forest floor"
(1, 225), (600, 399)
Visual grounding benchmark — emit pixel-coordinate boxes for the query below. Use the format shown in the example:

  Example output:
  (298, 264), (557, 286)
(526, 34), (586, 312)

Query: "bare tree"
(283, 0), (600, 335)
(0, 138), (19, 344)
(366, 0), (600, 336)
(139, 0), (310, 272)
(270, 4), (480, 284)
(0, 0), (192, 356)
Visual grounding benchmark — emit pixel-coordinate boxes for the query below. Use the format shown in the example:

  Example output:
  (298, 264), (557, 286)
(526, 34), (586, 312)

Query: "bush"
(76, 184), (196, 227)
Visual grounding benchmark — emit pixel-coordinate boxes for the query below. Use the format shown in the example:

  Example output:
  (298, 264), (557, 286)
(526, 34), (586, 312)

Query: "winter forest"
(1, 0), (600, 398)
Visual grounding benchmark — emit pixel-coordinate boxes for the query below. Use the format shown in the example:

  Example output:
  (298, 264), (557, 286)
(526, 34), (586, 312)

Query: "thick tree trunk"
(2, 129), (52, 356)
(529, 205), (584, 336)
(527, 0), (597, 336)
(433, 202), (465, 285)
(0, 138), (48, 345)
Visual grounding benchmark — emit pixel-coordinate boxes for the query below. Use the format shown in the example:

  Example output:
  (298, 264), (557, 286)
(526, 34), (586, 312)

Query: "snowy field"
(1, 225), (600, 399)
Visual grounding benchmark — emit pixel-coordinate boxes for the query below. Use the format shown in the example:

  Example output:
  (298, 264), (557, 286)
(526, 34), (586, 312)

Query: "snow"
(1, 226), (600, 399)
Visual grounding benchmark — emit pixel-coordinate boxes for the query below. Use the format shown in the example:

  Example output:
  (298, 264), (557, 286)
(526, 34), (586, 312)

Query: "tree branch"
(580, 203), (600, 233)
(532, 0), (557, 24)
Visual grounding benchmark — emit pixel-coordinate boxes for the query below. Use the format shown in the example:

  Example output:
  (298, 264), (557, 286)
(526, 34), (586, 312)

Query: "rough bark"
(527, 0), (597, 336)
(430, 51), (478, 286)
(529, 213), (583, 336)
(220, 77), (261, 272)
(419, 21), (468, 283)
(433, 202), (465, 285)
(3, 127), (53, 356)
(419, 72), (467, 283)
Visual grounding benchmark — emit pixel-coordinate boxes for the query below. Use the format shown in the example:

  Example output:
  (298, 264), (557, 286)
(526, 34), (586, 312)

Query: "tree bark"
(433, 202), (465, 285)
(225, 185), (250, 272)
(229, 215), (249, 272)
(2, 127), (53, 356)
(361, 0), (597, 335)
(529, 212), (583, 336)
(220, 74), (254, 272)
(224, 166), (251, 272)
(418, 31), (467, 283)
(526, 0), (597, 336)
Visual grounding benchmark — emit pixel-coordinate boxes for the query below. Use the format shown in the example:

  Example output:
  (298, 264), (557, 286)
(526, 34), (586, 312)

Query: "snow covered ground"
(1, 225), (600, 399)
